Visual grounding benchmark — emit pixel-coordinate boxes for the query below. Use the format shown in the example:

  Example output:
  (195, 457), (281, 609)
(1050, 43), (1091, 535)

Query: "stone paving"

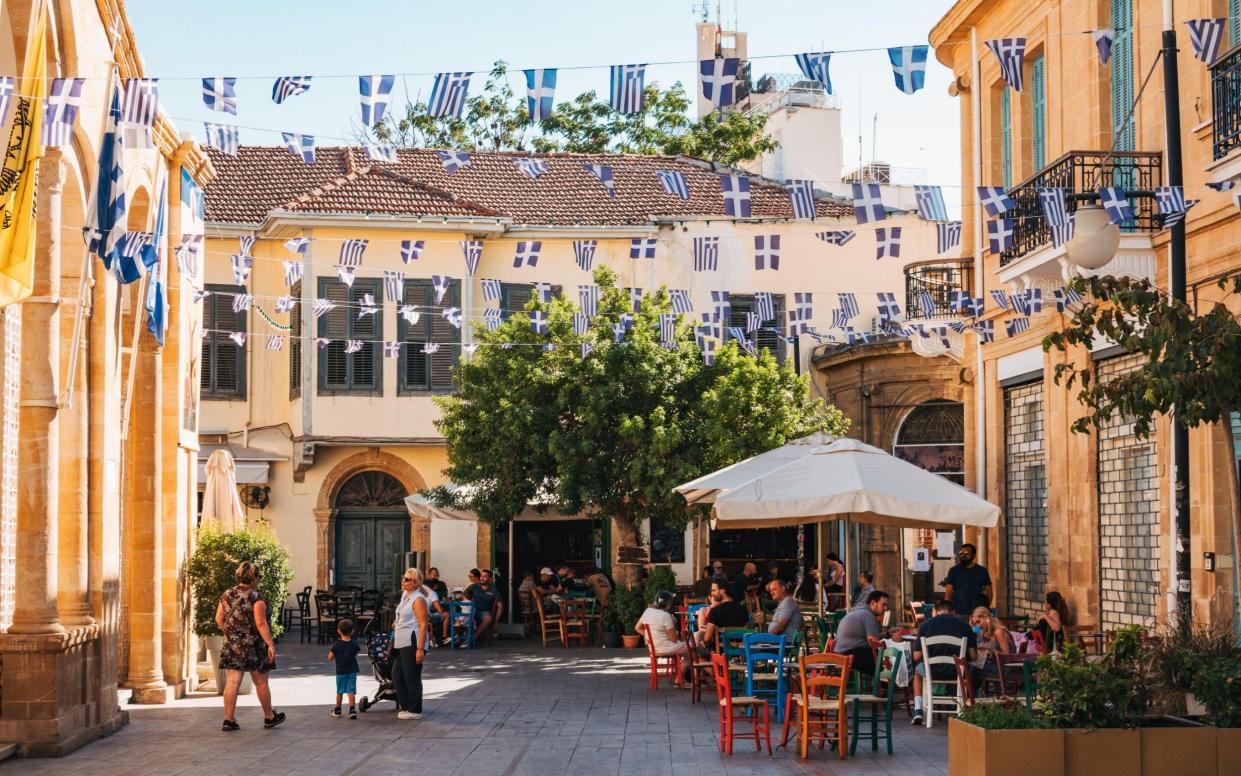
(4, 639), (946, 775)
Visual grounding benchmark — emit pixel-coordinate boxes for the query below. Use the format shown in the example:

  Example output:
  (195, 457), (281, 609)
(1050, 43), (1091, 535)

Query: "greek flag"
(949, 291), (974, 314)
(987, 218), (1015, 253)
(574, 240), (598, 270)
(358, 293), (378, 318)
(384, 270), (405, 303)
(699, 338), (716, 366)
(578, 284), (599, 317)
(1038, 187), (1068, 226)
(313, 298), (336, 319)
(530, 311), (548, 335)
(580, 342), (593, 358)
(238, 235), (256, 256)
(272, 76), (312, 104)
(660, 313), (678, 345)
(573, 312), (590, 335)
(985, 38), (1026, 91)
(481, 278), (502, 301)
(876, 227), (902, 259)
(973, 320), (995, 343)
(790, 293), (813, 336)
(86, 84), (128, 273)
(831, 308), (851, 329)
(837, 292), (859, 320)
(727, 325), (749, 346)
(266, 335), (284, 351)
(936, 222), (962, 254)
(977, 186), (1016, 216)
(0, 78), (13, 125)
(513, 157), (549, 178)
(313, 338), (329, 349)
(1005, 317), (1031, 337)
(1093, 29), (1116, 65)
(1054, 286), (1084, 312)
(113, 232), (155, 285)
(513, 241), (541, 268)
(274, 295), (297, 314)
(1099, 187), (1134, 224)
(176, 234), (203, 279)
(421, 343), (440, 355)
(754, 291), (775, 321)
(436, 150), (472, 174)
(583, 164), (616, 197)
(786, 179), (816, 219)
(285, 236), (311, 255)
(612, 322), (627, 343)
(231, 293), (253, 313)
(917, 291), (936, 317)
(122, 78), (159, 127)
(432, 275), (452, 304)
(1187, 19), (1226, 64)
(1051, 215), (1076, 247)
(1155, 185), (1186, 215)
(400, 239), (424, 264)
(461, 240), (482, 276)
(990, 289), (1010, 312)
(442, 307), (463, 329)
(669, 289), (693, 313)
(699, 57), (738, 108)
(629, 237), (656, 259)
(1023, 288), (1044, 314)
(205, 122), (239, 155)
(657, 170), (690, 199)
(228, 332), (247, 347)
(383, 341), (401, 359)
(282, 132), (316, 163)
(230, 254), (252, 285)
(816, 230), (856, 246)
(462, 343), (479, 357)
(877, 292), (901, 324)
(399, 305), (420, 325)
(339, 238), (368, 267)
(202, 77), (236, 114)
(627, 287), (642, 312)
(754, 235), (780, 270)
(1206, 180), (1237, 191)
(794, 52), (832, 93)
(366, 144), (398, 163)
(43, 78), (85, 148)
(851, 183), (885, 223)
(484, 308), (501, 331)
(711, 291), (731, 323)
(720, 174), (752, 217)
(609, 64), (647, 113)
(914, 185), (949, 221)
(1161, 200), (1198, 229)
(428, 72), (472, 118)
(888, 45), (928, 95)
(693, 236), (720, 272)
(282, 260), (302, 288)
(536, 282), (555, 303)
(359, 75), (395, 126)
(336, 266), (355, 287)
(699, 312), (722, 340)
(523, 68), (557, 122)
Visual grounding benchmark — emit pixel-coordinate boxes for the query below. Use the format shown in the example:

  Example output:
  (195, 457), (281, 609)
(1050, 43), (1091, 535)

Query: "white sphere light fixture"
(1064, 204), (1120, 270)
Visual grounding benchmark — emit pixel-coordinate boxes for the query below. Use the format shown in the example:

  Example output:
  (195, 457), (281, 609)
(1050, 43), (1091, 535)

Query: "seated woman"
(969, 606), (1013, 687)
(636, 591), (690, 660)
(1030, 591), (1069, 653)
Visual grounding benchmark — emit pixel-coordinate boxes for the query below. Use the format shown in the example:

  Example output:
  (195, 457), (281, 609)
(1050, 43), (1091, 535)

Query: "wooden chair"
(533, 592), (563, 647)
(288, 586), (312, 644)
(919, 635), (967, 728)
(561, 599), (591, 648)
(744, 633), (788, 722)
(848, 645), (904, 755)
(780, 652), (850, 760)
(517, 590), (534, 638)
(720, 628), (755, 694)
(711, 653), (771, 756)
(687, 635), (714, 704)
(640, 624), (683, 690)
(313, 591), (339, 644)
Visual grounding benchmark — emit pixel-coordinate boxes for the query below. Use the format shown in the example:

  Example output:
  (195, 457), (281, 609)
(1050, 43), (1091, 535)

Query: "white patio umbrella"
(201, 449), (246, 531)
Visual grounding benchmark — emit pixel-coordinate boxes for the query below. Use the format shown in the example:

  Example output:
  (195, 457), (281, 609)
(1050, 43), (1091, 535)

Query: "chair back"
(710, 653), (733, 706)
(518, 590), (534, 621)
(953, 656), (976, 704)
(686, 603), (709, 633)
(314, 591), (337, 618)
(640, 624), (657, 658)
(720, 629), (754, 663)
(920, 634), (967, 681)
(875, 645), (904, 712)
(533, 591), (552, 623)
(996, 652), (1034, 697)
(799, 652), (850, 705)
(295, 589), (310, 616)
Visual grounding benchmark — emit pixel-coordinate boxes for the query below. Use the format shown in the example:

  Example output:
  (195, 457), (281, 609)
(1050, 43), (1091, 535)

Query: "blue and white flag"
(1155, 185), (1186, 215)
(917, 291), (936, 317)
(699, 311), (722, 339)
(627, 287), (642, 312)
(230, 254), (252, 285)
(578, 284), (599, 317)
(937, 222), (962, 254)
(1051, 215), (1076, 247)
(1161, 200), (1198, 229)
(140, 180), (168, 315)
(357, 293), (378, 318)
(513, 240), (541, 268)
(609, 64), (647, 113)
(360, 74), (395, 126)
(484, 307), (502, 331)
(669, 289), (693, 314)
(1187, 19), (1226, 64)
(343, 339), (363, 354)
(513, 157), (550, 178)
(699, 337), (716, 366)
(1054, 286), (1084, 312)
(122, 78), (159, 128)
(428, 71), (472, 117)
(366, 144), (399, 163)
(1206, 180), (1237, 192)
(1038, 187), (1068, 226)
(43, 78), (84, 148)
(877, 292), (901, 325)
(794, 52), (832, 93)
(461, 240), (483, 276)
(314, 298), (337, 319)
(535, 282), (555, 303)
(754, 235), (780, 270)
(837, 293), (859, 320)
(579, 341), (593, 358)
(436, 150), (472, 173)
(1012, 290), (1030, 317)
(720, 174), (752, 217)
(754, 291), (775, 322)
(239, 235), (257, 256)
(530, 311), (548, 335)
(442, 307), (463, 329)
(0, 78), (14, 126)
(851, 183), (885, 223)
(1099, 187), (1134, 224)
(266, 335), (285, 352)
(273, 296), (296, 315)
(583, 163), (616, 197)
(573, 312), (590, 335)
(977, 186), (1016, 216)
(420, 343), (440, 355)
(973, 320), (995, 343)
(985, 38), (1027, 91)
(85, 83), (128, 273)
(232, 293), (253, 313)
(202, 77), (237, 114)
(282, 132), (316, 163)
(336, 265), (355, 288)
(523, 68), (557, 122)
(285, 236), (311, 255)
(272, 76), (312, 104)
(432, 274), (453, 304)
(786, 179), (816, 219)
(1093, 29), (1116, 65)
(1005, 317), (1031, 337)
(693, 236), (720, 272)
(1023, 288), (1044, 314)
(660, 313), (678, 346)
(990, 289), (1010, 312)
(481, 278), (502, 301)
(398, 304), (419, 325)
(816, 230), (856, 246)
(383, 270), (405, 303)
(987, 218), (1015, 253)
(790, 293), (814, 336)
(630, 237), (656, 259)
(831, 308), (852, 329)
(711, 291), (731, 323)
(574, 239), (598, 270)
(888, 45), (929, 95)
(282, 260), (302, 288)
(400, 239), (424, 264)
(876, 227), (902, 259)
(339, 238), (368, 267)
(383, 341), (401, 359)
(914, 185), (949, 221)
(657, 170), (690, 199)
(949, 291), (974, 314)
(699, 57), (739, 108)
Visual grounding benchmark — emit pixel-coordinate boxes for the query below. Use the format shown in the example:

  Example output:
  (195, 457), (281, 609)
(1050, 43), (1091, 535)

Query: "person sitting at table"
(558, 566), (587, 593)
(911, 599), (977, 725)
(970, 606), (1013, 686)
(422, 577), (450, 645)
(533, 568), (562, 614)
(766, 578), (802, 640)
(794, 567), (820, 604)
(833, 590), (890, 677)
(425, 567), (449, 602)
(691, 565), (715, 598)
(464, 569), (499, 642)
(1030, 591), (1069, 653)
(695, 582), (750, 651)
(764, 561), (783, 587)
(730, 562), (760, 603)
(853, 570), (877, 609)
(638, 591), (689, 681)
(710, 560), (729, 587)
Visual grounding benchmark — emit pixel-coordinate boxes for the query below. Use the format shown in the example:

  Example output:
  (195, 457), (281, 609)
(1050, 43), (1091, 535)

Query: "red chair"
(640, 624), (683, 690)
(711, 652), (771, 755)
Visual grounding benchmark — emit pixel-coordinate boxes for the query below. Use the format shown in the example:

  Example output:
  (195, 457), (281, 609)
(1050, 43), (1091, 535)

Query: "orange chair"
(640, 624), (683, 690)
(781, 652), (851, 760)
(711, 652), (771, 755)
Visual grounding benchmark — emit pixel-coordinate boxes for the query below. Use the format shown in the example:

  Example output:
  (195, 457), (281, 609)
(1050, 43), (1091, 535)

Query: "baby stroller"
(357, 619), (395, 712)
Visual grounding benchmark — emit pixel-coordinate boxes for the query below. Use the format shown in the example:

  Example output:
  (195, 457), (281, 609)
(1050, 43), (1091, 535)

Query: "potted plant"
(605, 586), (643, 649)
(185, 522), (293, 695)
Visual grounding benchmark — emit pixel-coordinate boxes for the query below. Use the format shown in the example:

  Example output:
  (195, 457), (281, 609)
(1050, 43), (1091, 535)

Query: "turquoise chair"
(449, 601), (474, 650)
(686, 603), (709, 634)
(849, 646), (904, 755)
(721, 628), (755, 694)
(743, 633), (788, 722)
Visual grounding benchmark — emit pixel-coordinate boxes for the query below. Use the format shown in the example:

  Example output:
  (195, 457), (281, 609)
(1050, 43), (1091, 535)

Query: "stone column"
(315, 508), (333, 589)
(9, 153), (64, 635)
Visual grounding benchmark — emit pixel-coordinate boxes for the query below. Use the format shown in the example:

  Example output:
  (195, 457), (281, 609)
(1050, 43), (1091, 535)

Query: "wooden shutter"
(501, 283), (532, 320)
(1111, 0), (1135, 153)
(1031, 56), (1047, 171)
(202, 284), (245, 398)
(1231, 0), (1240, 47)
(429, 279), (460, 390)
(1000, 87), (1013, 189)
(289, 281), (301, 399)
(400, 280), (432, 392)
(349, 279), (381, 391)
(729, 294), (786, 364)
(318, 279), (352, 392)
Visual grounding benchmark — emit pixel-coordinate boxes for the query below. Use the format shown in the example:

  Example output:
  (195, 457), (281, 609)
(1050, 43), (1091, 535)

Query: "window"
(1000, 86), (1013, 188)
(727, 293), (786, 363)
(500, 282), (560, 321)
(1030, 55), (1047, 171)
(201, 284), (246, 399)
(1232, 0), (1240, 47)
(317, 277), (382, 395)
(1003, 381), (1048, 617)
(289, 281), (301, 399)
(893, 401), (965, 485)
(1112, 0), (1135, 152)
(649, 520), (686, 564)
(399, 278), (461, 393)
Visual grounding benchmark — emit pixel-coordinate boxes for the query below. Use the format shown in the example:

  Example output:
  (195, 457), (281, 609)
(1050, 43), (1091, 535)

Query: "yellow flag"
(0, 4), (47, 307)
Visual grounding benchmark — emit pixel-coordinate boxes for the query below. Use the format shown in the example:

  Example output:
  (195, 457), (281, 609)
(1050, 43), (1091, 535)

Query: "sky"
(126, 0), (961, 198)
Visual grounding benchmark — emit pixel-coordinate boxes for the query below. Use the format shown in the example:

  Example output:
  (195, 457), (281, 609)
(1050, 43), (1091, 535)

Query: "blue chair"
(743, 632), (788, 722)
(449, 601), (474, 650)
(686, 603), (709, 634)
(721, 628), (755, 694)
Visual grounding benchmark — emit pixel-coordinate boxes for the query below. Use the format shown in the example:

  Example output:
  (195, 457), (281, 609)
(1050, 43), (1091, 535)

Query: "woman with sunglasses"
(390, 568), (431, 720)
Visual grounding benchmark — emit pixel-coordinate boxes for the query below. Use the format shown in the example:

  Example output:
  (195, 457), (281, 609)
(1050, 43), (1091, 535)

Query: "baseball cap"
(540, 567), (554, 575)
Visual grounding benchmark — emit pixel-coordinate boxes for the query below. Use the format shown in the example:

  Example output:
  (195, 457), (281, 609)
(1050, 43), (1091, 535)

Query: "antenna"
(693, 0), (710, 22)
(872, 113), (879, 169)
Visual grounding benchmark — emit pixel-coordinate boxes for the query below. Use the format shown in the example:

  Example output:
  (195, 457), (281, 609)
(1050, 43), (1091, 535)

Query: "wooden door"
(375, 518), (409, 595)
(336, 517), (373, 590)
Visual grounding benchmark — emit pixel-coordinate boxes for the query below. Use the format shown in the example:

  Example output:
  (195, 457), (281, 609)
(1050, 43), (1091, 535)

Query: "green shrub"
(1188, 655), (1241, 727)
(605, 585), (644, 636)
(960, 702), (1049, 730)
(185, 522), (293, 638)
(1147, 616), (1241, 723)
(643, 565), (679, 605)
(1035, 626), (1150, 729)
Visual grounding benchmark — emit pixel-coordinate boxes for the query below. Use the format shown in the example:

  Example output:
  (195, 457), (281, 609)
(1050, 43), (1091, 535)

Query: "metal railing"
(1212, 44), (1241, 160)
(998, 150), (1162, 266)
(905, 259), (973, 320)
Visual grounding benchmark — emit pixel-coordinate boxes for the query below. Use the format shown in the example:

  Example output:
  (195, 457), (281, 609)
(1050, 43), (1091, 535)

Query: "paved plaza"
(4, 640), (946, 775)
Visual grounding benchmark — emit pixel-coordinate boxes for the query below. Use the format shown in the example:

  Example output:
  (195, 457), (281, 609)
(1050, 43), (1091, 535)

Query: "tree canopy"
(429, 266), (848, 534)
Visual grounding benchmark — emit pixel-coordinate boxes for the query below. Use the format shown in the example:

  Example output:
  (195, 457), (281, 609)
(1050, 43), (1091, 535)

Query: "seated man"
(766, 578), (803, 640)
(533, 567), (562, 614)
(422, 579), (450, 644)
(833, 590), (889, 677)
(695, 582), (750, 654)
(426, 567), (449, 601)
(468, 569), (504, 641)
(911, 598), (977, 725)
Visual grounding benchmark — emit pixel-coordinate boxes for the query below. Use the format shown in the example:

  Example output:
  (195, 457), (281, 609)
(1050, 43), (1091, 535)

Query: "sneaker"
(331, 707), (342, 718)
(397, 711), (417, 720)
(409, 713), (423, 720)
(348, 709), (357, 720)
(911, 712), (924, 726)
(222, 719), (239, 732)
(263, 711), (286, 729)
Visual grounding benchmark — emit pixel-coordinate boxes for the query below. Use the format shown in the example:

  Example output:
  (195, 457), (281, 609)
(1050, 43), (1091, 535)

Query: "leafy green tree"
(430, 267), (847, 582)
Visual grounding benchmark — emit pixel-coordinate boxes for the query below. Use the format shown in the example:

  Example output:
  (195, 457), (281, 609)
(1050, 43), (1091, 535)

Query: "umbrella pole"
(796, 524), (805, 588)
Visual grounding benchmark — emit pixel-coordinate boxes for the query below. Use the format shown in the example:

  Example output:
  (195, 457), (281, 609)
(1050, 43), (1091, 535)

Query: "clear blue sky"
(127, 0), (961, 198)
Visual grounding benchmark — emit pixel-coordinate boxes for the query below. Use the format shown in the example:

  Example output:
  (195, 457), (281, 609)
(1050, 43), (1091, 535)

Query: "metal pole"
(970, 27), (989, 572)
(1161, 0), (1192, 626)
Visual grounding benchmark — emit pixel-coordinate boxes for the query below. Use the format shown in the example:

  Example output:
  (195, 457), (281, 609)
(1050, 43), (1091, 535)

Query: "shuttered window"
(1232, 0), (1240, 47)
(727, 294), (786, 364)
(317, 277), (382, 395)
(399, 278), (461, 393)
(500, 283), (532, 321)
(1031, 55), (1047, 171)
(1111, 0), (1135, 152)
(201, 284), (246, 399)
(289, 281), (301, 399)
(1000, 87), (1013, 188)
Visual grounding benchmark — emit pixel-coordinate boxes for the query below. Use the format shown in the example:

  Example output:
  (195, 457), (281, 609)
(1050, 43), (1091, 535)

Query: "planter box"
(1220, 728), (1241, 773)
(1064, 729), (1139, 774)
(1140, 726), (1216, 776)
(948, 718), (1064, 776)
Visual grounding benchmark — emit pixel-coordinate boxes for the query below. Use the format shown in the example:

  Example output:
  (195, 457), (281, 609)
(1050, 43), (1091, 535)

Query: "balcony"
(1209, 45), (1241, 183)
(905, 259), (973, 320)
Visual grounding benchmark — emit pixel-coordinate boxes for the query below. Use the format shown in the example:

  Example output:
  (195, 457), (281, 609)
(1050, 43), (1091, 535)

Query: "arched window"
(893, 401), (965, 485)
(335, 471), (407, 509)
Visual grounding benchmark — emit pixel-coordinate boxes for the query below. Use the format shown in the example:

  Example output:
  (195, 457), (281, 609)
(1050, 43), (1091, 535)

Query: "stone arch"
(882, 383), (965, 452)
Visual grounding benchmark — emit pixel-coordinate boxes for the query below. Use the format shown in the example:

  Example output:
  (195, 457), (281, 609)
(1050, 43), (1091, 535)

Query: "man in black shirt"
(690, 584), (750, 665)
(911, 599), (977, 725)
(425, 567), (449, 601)
(730, 562), (759, 602)
(943, 543), (993, 618)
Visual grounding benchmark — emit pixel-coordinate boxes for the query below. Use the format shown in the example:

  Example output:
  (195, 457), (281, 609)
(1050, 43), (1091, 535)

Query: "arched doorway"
(334, 471), (409, 594)
(893, 401), (965, 484)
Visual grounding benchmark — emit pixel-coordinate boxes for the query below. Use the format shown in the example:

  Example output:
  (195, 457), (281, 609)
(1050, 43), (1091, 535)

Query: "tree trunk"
(611, 515), (642, 590)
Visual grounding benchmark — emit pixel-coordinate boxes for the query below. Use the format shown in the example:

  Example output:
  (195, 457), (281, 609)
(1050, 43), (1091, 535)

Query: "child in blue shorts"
(328, 619), (360, 719)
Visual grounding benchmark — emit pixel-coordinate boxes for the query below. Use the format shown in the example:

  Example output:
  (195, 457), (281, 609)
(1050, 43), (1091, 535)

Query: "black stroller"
(357, 617), (395, 712)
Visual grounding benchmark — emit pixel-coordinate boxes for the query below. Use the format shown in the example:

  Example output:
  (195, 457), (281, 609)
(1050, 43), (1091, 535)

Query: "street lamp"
(1064, 205), (1120, 270)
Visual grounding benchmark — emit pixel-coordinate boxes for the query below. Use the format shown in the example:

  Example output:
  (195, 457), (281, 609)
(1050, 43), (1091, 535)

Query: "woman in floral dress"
(214, 561), (285, 731)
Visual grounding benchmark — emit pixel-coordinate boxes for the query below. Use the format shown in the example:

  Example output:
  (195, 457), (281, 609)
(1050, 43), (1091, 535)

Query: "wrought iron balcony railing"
(998, 150), (1163, 267)
(905, 259), (973, 320)
(1212, 44), (1241, 160)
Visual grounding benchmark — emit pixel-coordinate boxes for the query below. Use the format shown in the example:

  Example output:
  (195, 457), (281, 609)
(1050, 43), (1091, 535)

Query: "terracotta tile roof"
(203, 146), (854, 227)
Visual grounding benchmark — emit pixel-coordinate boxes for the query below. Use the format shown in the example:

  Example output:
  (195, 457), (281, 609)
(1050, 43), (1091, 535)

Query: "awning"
(405, 484), (591, 522)
(196, 443), (286, 485)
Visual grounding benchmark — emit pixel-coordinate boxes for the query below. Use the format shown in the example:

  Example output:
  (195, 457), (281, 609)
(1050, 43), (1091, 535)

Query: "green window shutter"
(1231, 0), (1240, 47)
(728, 294), (786, 364)
(289, 281), (301, 399)
(501, 283), (532, 321)
(348, 279), (381, 391)
(1001, 87), (1013, 188)
(1031, 56), (1047, 171)
(1111, 0), (1135, 152)
(202, 284), (246, 398)
(317, 278), (381, 393)
(399, 279), (461, 392)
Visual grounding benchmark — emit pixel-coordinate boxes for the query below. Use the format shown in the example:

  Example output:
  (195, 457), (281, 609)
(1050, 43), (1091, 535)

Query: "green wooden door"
(335, 513), (409, 594)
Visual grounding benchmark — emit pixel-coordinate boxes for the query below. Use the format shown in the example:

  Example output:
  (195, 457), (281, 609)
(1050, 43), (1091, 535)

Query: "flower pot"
(602, 631), (621, 649)
(204, 635), (253, 696)
(621, 634), (641, 649)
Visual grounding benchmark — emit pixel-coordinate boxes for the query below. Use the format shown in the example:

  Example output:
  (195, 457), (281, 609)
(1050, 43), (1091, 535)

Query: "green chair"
(721, 628), (756, 694)
(848, 646), (904, 755)
(1022, 658), (1041, 711)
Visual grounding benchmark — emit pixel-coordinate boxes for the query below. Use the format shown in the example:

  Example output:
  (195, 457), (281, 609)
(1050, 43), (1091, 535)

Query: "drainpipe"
(971, 27), (989, 568)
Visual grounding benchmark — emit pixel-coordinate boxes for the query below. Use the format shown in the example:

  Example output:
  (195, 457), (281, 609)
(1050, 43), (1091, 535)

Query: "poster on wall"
(180, 168), (205, 442)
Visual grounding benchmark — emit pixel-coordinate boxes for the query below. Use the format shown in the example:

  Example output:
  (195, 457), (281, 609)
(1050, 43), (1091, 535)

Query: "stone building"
(0, 0), (213, 756)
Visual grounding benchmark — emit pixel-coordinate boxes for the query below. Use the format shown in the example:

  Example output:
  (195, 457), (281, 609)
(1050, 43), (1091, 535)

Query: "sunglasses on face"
(402, 577), (415, 583)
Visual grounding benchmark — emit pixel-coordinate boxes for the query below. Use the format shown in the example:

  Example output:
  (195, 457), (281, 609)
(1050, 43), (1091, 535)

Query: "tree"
(429, 267), (847, 583)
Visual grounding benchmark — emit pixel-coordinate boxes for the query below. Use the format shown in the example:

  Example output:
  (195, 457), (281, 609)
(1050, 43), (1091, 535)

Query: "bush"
(643, 565), (679, 606)
(1035, 626), (1150, 729)
(1147, 616), (1241, 724)
(185, 523), (294, 638)
(1188, 655), (1241, 727)
(605, 585), (644, 636)
(960, 702), (1049, 730)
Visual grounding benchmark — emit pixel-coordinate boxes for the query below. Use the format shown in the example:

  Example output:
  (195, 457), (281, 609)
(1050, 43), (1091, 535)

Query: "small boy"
(328, 619), (361, 719)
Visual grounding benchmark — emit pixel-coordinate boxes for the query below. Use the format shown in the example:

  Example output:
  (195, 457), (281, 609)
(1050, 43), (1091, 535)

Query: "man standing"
(943, 543), (993, 619)
(730, 562), (759, 603)
(833, 591), (889, 677)
(766, 578), (802, 640)
(911, 599), (977, 725)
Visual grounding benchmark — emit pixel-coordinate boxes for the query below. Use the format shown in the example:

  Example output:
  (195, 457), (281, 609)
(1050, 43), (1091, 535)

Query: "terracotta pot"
(621, 634), (641, 649)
